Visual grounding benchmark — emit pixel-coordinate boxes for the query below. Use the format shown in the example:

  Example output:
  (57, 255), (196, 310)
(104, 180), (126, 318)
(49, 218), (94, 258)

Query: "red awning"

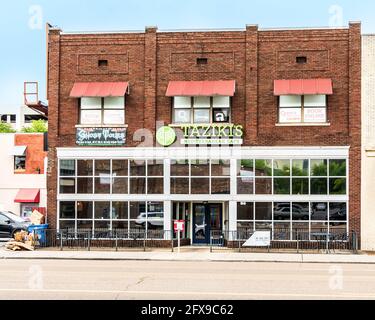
(14, 189), (40, 203)
(166, 80), (236, 97)
(274, 79), (333, 95)
(70, 82), (129, 97)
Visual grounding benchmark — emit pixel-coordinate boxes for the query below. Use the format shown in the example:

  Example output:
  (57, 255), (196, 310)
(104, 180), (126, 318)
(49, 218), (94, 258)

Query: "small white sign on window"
(242, 231), (271, 247)
(279, 108), (301, 123)
(304, 108), (326, 123)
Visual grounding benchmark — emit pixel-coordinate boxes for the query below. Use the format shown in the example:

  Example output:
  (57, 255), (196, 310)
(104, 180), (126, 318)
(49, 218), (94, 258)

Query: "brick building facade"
(47, 23), (361, 246)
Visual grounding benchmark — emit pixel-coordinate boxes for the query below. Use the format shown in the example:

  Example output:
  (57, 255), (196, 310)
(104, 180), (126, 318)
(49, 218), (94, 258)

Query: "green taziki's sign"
(156, 124), (244, 146)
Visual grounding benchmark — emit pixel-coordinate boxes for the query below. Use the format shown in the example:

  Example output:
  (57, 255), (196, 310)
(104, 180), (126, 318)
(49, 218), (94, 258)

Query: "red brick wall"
(47, 24), (361, 237)
(14, 134), (47, 174)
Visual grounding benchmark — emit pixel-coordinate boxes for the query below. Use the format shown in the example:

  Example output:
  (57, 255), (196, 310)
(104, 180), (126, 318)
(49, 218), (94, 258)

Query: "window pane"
(255, 178), (272, 195)
(95, 160), (110, 176)
(292, 159), (309, 176)
(311, 222), (328, 235)
(274, 178), (290, 195)
(174, 109), (191, 123)
(274, 203), (290, 221)
(329, 178), (346, 195)
(103, 110), (124, 125)
(147, 202), (164, 230)
(59, 220), (75, 231)
(311, 202), (328, 221)
(191, 178), (210, 194)
(211, 178), (230, 194)
(330, 223), (347, 236)
(94, 221), (111, 231)
(194, 109), (210, 123)
(292, 203), (309, 221)
(130, 178), (146, 194)
(255, 202), (272, 220)
(237, 222), (254, 236)
(95, 202), (110, 219)
(130, 202), (146, 219)
(237, 202), (254, 221)
(238, 159), (254, 176)
(237, 177), (254, 194)
(303, 108), (326, 123)
(273, 223), (291, 240)
(104, 97), (125, 109)
(311, 178), (328, 195)
(304, 95), (326, 107)
(112, 202), (128, 220)
(273, 159), (290, 176)
(193, 97), (210, 108)
(279, 108), (302, 123)
(311, 159), (327, 176)
(292, 178), (309, 195)
(77, 178), (93, 194)
(94, 177), (110, 194)
(77, 221), (93, 231)
(77, 201), (93, 219)
(171, 178), (189, 194)
(113, 221), (128, 230)
(148, 161), (164, 176)
(213, 109), (230, 122)
(255, 222), (272, 232)
(112, 160), (128, 176)
(77, 160), (93, 176)
(213, 96), (230, 108)
(59, 178), (75, 194)
(211, 160), (230, 176)
(255, 160), (272, 176)
(174, 97), (191, 108)
(191, 161), (209, 176)
(80, 97), (101, 109)
(147, 178), (164, 194)
(279, 95), (302, 107)
(171, 160), (189, 176)
(60, 160), (75, 176)
(130, 160), (146, 176)
(112, 178), (128, 194)
(60, 202), (75, 219)
(329, 203), (347, 222)
(80, 110), (101, 124)
(292, 223), (309, 240)
(329, 159), (346, 177)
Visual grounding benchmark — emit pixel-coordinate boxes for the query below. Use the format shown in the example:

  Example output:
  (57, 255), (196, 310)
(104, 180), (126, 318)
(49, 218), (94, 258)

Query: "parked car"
(135, 212), (164, 229)
(0, 211), (31, 238)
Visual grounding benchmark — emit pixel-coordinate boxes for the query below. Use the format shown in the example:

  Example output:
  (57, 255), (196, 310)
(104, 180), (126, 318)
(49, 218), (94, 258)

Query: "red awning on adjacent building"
(14, 189), (40, 203)
(274, 79), (333, 95)
(166, 80), (236, 97)
(70, 82), (129, 97)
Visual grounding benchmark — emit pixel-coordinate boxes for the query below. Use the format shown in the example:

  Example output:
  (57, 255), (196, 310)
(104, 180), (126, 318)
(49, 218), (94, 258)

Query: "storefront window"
(77, 178), (93, 194)
(94, 202), (110, 220)
(77, 160), (93, 176)
(237, 202), (254, 221)
(60, 178), (75, 194)
(60, 160), (75, 176)
(60, 201), (75, 219)
(77, 201), (93, 220)
(255, 202), (272, 221)
(311, 202), (328, 221)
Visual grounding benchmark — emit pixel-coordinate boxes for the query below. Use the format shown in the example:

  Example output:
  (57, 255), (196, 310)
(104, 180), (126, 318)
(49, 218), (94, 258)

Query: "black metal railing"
(31, 229), (174, 252)
(210, 229), (359, 254)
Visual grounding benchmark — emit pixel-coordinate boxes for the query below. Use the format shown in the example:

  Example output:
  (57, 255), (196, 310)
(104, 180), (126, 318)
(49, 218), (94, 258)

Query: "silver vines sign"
(76, 127), (126, 146)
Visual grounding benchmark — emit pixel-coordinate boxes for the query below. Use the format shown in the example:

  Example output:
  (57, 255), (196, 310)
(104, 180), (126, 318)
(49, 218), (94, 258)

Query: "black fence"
(31, 229), (174, 252)
(210, 229), (359, 254)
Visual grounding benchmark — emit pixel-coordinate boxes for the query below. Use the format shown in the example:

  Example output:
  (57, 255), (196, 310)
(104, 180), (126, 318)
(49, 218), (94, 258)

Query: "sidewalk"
(1, 247), (375, 264)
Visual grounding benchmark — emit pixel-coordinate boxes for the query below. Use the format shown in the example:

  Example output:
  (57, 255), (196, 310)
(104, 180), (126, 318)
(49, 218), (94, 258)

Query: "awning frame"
(70, 82), (130, 98)
(274, 79), (333, 96)
(166, 80), (236, 97)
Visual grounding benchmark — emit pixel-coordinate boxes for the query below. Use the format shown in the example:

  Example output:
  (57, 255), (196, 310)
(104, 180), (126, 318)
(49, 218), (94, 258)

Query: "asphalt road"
(0, 259), (374, 300)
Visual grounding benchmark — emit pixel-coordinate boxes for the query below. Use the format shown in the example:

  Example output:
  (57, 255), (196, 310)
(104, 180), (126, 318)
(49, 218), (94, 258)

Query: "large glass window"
(80, 97), (125, 125)
(172, 96), (231, 124)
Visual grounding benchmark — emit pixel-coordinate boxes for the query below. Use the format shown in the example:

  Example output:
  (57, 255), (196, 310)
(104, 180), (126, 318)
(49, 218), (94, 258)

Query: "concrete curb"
(1, 250), (375, 264)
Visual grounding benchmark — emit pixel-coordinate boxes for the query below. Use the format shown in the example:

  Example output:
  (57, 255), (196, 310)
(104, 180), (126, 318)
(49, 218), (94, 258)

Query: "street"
(0, 259), (374, 300)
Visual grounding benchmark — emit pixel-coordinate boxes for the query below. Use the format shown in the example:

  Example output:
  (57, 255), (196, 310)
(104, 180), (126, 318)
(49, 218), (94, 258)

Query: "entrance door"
(193, 203), (222, 244)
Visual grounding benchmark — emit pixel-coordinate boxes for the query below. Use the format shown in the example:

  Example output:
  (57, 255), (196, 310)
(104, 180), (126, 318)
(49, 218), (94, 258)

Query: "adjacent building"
(361, 34), (375, 251)
(0, 105), (47, 131)
(47, 23), (361, 246)
(0, 133), (47, 218)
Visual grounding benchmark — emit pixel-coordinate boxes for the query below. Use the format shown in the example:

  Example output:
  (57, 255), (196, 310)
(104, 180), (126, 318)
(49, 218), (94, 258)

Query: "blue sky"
(1, 0), (374, 112)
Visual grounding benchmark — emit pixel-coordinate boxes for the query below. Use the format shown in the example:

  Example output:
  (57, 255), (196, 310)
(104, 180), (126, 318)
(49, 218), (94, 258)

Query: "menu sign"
(304, 108), (326, 123)
(76, 127), (126, 146)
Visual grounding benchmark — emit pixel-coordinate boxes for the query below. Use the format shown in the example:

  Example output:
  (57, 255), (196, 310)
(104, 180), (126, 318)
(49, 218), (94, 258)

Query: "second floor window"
(279, 95), (327, 124)
(173, 96), (231, 124)
(80, 97), (125, 125)
(14, 156), (26, 172)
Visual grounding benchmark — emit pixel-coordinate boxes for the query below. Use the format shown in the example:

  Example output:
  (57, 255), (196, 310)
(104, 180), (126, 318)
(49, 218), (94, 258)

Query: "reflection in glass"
(211, 178), (230, 194)
(329, 178), (346, 195)
(194, 205), (206, 240)
(112, 160), (128, 176)
(310, 159), (327, 176)
(273, 160), (290, 176)
(274, 178), (290, 195)
(112, 178), (128, 194)
(292, 159), (309, 176)
(95, 160), (110, 176)
(255, 178), (272, 195)
(112, 202), (128, 220)
(95, 202), (110, 219)
(147, 161), (164, 176)
(237, 202), (254, 221)
(211, 160), (230, 176)
(171, 160), (189, 176)
(60, 202), (75, 219)
(191, 161), (210, 176)
(77, 201), (93, 219)
(191, 178), (210, 194)
(130, 160), (146, 176)
(94, 177), (110, 194)
(255, 203), (272, 220)
(311, 203), (328, 221)
(329, 203), (347, 222)
(255, 160), (272, 176)
(273, 203), (290, 221)
(130, 178), (146, 194)
(147, 178), (164, 194)
(273, 223), (291, 240)
(292, 178), (309, 195)
(77, 178), (93, 194)
(60, 178), (75, 194)
(77, 160), (93, 176)
(60, 160), (75, 176)
(237, 177), (254, 194)
(311, 178), (328, 195)
(171, 178), (189, 194)
(292, 203), (309, 221)
(329, 159), (346, 177)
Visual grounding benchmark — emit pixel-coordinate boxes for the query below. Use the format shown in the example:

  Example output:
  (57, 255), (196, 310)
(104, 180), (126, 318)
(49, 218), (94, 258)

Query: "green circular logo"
(156, 126), (176, 147)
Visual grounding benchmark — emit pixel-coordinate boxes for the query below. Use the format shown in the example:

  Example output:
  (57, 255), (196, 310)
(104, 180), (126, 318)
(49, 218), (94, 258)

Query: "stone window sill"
(276, 123), (331, 127)
(75, 124), (128, 128)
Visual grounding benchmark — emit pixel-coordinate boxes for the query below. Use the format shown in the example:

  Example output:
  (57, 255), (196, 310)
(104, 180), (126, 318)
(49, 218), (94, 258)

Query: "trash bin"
(28, 224), (49, 246)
